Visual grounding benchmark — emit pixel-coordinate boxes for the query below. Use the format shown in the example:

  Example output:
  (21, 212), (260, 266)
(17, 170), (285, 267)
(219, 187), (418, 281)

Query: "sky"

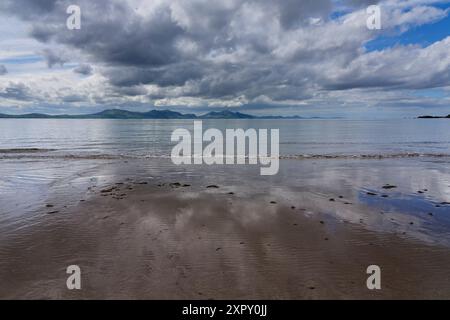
(0, 0), (450, 118)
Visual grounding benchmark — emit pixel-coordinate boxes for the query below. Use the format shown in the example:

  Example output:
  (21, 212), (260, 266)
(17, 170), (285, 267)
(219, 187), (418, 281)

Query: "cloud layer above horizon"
(0, 0), (450, 117)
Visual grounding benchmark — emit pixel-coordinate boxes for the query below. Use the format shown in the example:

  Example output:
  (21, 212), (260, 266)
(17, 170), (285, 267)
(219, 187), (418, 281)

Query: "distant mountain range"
(0, 109), (327, 119)
(418, 114), (450, 119)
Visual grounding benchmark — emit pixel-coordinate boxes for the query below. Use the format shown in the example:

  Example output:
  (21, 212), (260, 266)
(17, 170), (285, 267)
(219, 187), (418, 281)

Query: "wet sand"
(1, 178), (450, 299)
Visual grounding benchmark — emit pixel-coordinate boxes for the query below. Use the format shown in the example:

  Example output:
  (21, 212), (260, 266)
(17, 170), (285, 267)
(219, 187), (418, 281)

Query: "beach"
(1, 157), (450, 299)
(1, 119), (450, 299)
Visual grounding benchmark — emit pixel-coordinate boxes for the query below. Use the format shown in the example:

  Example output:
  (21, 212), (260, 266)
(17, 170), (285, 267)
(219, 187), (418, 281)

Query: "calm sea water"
(1, 119), (450, 244)
(1, 119), (450, 158)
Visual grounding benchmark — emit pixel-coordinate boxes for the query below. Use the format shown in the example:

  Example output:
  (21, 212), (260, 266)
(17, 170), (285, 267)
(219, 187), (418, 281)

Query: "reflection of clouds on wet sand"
(1, 157), (450, 298)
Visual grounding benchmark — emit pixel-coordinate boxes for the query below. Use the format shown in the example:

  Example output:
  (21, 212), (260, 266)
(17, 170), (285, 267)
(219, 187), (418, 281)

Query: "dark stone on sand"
(206, 185), (219, 188)
(137, 182), (148, 185)
(329, 198), (335, 201)
(293, 223), (298, 226)
(319, 220), (324, 224)
(441, 202), (450, 205)
(410, 222), (414, 225)
(382, 184), (397, 189)
(215, 247), (222, 251)
(324, 237), (329, 241)
(101, 187), (115, 193)
(228, 192), (234, 195)
(418, 190), (424, 194)
(240, 242), (245, 245)
(344, 202), (352, 204)
(308, 286), (315, 290)
(381, 195), (388, 198)
(46, 204), (54, 208)
(291, 206), (296, 209)
(182, 184), (191, 187)
(436, 204), (441, 207)
(338, 196), (343, 199)
(270, 201), (277, 204)
(47, 211), (59, 214)
(366, 192), (376, 196)
(170, 182), (181, 188)
(428, 212), (433, 216)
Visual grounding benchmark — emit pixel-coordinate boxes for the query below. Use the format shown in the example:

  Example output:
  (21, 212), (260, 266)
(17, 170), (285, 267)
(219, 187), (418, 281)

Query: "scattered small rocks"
(270, 201), (277, 204)
(329, 198), (335, 202)
(46, 204), (54, 208)
(382, 184), (397, 189)
(206, 185), (219, 188)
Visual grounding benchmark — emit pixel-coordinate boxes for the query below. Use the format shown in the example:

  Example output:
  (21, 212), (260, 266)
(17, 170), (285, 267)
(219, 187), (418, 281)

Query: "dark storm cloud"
(42, 48), (67, 68)
(0, 83), (33, 101)
(0, 65), (7, 75)
(62, 94), (84, 102)
(73, 63), (93, 75)
(105, 61), (206, 87)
